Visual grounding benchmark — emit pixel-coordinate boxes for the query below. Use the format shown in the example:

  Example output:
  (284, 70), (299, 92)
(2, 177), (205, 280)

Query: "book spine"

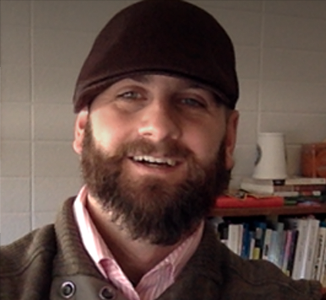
(253, 221), (266, 260)
(320, 234), (326, 286)
(227, 224), (241, 255)
(282, 230), (293, 274)
(287, 229), (299, 277)
(268, 230), (281, 267)
(241, 223), (251, 259)
(285, 177), (326, 185)
(292, 219), (309, 279)
(304, 219), (320, 279)
(274, 184), (326, 192)
(312, 226), (326, 280)
(262, 228), (272, 260)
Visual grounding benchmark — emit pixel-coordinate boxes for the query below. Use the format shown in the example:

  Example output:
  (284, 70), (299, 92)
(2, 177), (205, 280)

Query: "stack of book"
(240, 177), (326, 206)
(211, 216), (326, 282)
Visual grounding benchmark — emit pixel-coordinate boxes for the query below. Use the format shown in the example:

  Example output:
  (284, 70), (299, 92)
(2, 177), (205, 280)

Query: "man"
(0, 0), (324, 299)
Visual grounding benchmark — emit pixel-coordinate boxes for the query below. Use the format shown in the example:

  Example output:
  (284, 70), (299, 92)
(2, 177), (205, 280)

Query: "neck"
(86, 195), (185, 286)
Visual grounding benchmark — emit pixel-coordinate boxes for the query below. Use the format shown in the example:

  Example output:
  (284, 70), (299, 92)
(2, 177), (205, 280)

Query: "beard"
(81, 120), (230, 245)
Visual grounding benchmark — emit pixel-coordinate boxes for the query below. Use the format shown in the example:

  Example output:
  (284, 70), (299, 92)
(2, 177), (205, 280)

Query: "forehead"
(109, 74), (208, 89)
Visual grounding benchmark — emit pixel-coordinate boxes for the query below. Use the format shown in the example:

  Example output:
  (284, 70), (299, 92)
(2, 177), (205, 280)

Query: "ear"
(72, 109), (89, 155)
(224, 110), (239, 170)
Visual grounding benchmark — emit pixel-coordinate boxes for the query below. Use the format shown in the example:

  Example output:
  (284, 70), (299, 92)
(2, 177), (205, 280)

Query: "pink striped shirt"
(73, 185), (204, 300)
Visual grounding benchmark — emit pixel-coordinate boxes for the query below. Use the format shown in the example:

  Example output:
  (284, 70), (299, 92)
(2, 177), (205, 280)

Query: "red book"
(215, 194), (284, 208)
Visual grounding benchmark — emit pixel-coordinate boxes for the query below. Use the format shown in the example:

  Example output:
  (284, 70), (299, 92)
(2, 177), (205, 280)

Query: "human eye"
(180, 97), (206, 109)
(117, 90), (141, 100)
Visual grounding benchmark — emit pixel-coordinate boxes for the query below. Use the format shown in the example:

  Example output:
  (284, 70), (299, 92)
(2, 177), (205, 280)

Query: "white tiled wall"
(1, 0), (326, 245)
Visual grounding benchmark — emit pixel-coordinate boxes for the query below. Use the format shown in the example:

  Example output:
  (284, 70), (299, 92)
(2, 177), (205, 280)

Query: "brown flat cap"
(73, 0), (238, 112)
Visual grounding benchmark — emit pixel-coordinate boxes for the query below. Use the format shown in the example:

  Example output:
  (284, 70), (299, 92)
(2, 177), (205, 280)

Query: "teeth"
(133, 155), (177, 166)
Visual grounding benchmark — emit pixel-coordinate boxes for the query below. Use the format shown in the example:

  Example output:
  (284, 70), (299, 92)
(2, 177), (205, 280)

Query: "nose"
(137, 101), (181, 142)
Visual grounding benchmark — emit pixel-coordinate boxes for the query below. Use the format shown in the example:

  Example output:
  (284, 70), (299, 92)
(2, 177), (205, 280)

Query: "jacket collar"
(52, 197), (226, 300)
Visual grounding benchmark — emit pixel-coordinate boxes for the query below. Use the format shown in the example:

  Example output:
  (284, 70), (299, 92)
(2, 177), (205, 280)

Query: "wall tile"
(236, 46), (261, 79)
(260, 81), (326, 113)
(33, 66), (78, 104)
(1, 141), (31, 177)
(232, 145), (256, 177)
(0, 0), (30, 26)
(34, 142), (79, 177)
(260, 112), (326, 144)
(192, 1), (262, 12)
(0, 65), (31, 103)
(34, 104), (75, 141)
(264, 1), (326, 20)
(229, 175), (243, 190)
(32, 211), (57, 230)
(33, 29), (96, 68)
(0, 213), (31, 245)
(262, 48), (326, 83)
(236, 111), (258, 146)
(201, 8), (262, 46)
(264, 14), (326, 51)
(286, 145), (302, 177)
(1, 25), (30, 65)
(33, 177), (81, 212)
(237, 79), (259, 111)
(1, 103), (31, 140)
(1, 178), (30, 213)
(33, 0), (130, 32)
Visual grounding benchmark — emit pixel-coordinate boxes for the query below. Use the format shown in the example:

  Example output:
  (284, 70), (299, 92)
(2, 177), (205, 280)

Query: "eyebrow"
(121, 74), (224, 107)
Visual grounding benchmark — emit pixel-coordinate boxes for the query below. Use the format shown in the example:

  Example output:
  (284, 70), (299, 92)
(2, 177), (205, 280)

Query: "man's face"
(73, 74), (238, 245)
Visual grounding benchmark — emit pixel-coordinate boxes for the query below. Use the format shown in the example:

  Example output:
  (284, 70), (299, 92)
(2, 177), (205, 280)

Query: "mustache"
(107, 138), (194, 160)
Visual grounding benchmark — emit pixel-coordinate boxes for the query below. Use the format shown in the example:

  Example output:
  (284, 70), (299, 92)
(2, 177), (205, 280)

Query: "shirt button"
(99, 286), (115, 300)
(60, 281), (76, 299)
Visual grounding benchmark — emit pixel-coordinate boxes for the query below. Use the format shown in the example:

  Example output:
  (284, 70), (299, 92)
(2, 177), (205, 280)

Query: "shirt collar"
(73, 185), (204, 286)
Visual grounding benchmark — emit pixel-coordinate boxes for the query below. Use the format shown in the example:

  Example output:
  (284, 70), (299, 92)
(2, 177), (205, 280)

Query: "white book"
(227, 224), (241, 255)
(267, 230), (280, 267)
(291, 219), (309, 279)
(292, 218), (320, 279)
(305, 219), (320, 279)
(320, 235), (326, 286)
(240, 177), (326, 195)
(312, 226), (326, 280)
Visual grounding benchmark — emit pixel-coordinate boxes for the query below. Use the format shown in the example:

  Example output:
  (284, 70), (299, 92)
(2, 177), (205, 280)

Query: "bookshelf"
(210, 204), (326, 217)
(209, 203), (326, 283)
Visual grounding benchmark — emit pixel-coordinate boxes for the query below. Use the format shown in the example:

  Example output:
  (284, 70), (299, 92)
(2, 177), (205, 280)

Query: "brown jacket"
(0, 197), (323, 300)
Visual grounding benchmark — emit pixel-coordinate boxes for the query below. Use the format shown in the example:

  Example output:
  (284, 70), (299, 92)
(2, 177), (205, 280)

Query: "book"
(240, 177), (326, 195)
(262, 228), (273, 260)
(252, 221), (266, 260)
(291, 218), (309, 279)
(226, 224), (242, 255)
(267, 230), (280, 267)
(319, 229), (326, 286)
(276, 222), (286, 268)
(286, 229), (299, 277)
(291, 218), (320, 279)
(312, 226), (326, 280)
(282, 230), (293, 274)
(215, 194), (284, 208)
(241, 223), (251, 259)
(304, 218), (320, 279)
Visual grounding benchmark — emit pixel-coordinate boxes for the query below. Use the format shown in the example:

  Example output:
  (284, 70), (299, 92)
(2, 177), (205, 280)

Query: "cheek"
(185, 125), (224, 163)
(90, 113), (132, 151)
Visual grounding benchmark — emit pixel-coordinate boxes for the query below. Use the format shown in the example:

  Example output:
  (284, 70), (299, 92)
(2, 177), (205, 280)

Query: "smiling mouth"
(131, 155), (178, 167)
